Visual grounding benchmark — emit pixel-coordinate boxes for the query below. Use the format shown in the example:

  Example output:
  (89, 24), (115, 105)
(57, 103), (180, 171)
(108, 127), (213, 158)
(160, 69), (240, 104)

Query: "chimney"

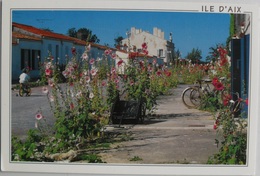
(153, 27), (158, 37)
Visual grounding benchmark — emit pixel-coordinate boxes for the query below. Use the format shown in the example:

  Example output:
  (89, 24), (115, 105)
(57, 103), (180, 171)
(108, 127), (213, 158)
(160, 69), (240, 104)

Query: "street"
(11, 85), (55, 138)
(11, 84), (218, 164)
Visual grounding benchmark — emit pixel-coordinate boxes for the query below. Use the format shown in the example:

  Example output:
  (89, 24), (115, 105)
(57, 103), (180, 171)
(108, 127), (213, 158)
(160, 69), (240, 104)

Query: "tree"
(67, 27), (100, 43)
(67, 27), (77, 38)
(186, 48), (202, 64)
(173, 49), (181, 60)
(114, 36), (124, 48)
(40, 28), (53, 32)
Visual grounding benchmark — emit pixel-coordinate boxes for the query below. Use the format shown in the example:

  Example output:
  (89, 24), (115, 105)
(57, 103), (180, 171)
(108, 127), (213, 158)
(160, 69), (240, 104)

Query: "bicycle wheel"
(26, 87), (32, 96)
(182, 87), (200, 108)
(190, 88), (201, 107)
(19, 88), (25, 97)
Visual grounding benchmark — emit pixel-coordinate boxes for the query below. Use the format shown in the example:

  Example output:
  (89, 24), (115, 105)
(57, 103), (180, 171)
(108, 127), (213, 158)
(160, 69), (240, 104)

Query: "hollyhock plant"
(42, 87), (49, 94)
(35, 112), (43, 120)
(214, 81), (224, 91)
(117, 59), (124, 66)
(89, 58), (95, 65)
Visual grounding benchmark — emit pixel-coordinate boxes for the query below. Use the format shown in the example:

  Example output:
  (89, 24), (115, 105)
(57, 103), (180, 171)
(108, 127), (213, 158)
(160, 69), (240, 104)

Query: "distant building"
(12, 22), (114, 81)
(120, 27), (175, 65)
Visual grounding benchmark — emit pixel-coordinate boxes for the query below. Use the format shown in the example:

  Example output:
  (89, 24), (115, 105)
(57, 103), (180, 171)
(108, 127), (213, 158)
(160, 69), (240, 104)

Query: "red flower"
(223, 94), (232, 106)
(245, 98), (249, 106)
(220, 58), (228, 66)
(71, 47), (77, 55)
(129, 52), (138, 59)
(213, 123), (217, 130)
(156, 70), (162, 76)
(70, 103), (74, 110)
(117, 59), (124, 66)
(212, 77), (219, 86)
(164, 71), (172, 77)
(214, 82), (224, 91)
(142, 42), (147, 50)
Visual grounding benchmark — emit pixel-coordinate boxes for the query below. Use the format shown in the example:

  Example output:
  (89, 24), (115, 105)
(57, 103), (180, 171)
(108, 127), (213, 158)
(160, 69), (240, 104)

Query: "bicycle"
(19, 83), (32, 97)
(181, 79), (213, 108)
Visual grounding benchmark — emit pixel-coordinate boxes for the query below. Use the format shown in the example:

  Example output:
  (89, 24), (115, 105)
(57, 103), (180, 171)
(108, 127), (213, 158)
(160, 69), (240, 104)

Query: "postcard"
(1, 0), (260, 175)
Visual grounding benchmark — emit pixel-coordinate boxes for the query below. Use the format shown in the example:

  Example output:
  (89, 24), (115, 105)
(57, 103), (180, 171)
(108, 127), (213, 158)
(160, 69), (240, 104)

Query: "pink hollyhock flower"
(111, 67), (116, 74)
(86, 44), (91, 52)
(62, 71), (69, 78)
(45, 62), (52, 69)
(130, 80), (134, 86)
(89, 58), (95, 65)
(48, 79), (54, 87)
(35, 112), (43, 120)
(81, 53), (89, 61)
(102, 80), (107, 87)
(105, 49), (112, 55)
(115, 79), (120, 84)
(45, 69), (52, 76)
(86, 76), (91, 83)
(90, 69), (97, 76)
(111, 53), (117, 59)
(153, 59), (157, 65)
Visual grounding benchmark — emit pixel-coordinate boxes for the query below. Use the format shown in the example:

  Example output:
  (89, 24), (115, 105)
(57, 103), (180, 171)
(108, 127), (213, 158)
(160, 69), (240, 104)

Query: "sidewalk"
(98, 84), (219, 164)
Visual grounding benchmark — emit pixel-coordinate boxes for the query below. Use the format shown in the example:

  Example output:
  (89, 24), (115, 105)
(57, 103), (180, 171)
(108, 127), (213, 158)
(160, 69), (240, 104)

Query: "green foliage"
(207, 108), (247, 164)
(67, 27), (100, 43)
(186, 48), (202, 64)
(78, 154), (104, 163)
(129, 156), (143, 161)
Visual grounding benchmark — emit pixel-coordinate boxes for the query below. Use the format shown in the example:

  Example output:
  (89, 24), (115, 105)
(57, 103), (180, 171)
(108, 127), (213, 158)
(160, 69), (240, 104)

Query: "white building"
(121, 27), (175, 65)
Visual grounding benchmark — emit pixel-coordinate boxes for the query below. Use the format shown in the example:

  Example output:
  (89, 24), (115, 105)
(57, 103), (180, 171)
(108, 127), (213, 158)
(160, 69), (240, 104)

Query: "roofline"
(12, 22), (116, 51)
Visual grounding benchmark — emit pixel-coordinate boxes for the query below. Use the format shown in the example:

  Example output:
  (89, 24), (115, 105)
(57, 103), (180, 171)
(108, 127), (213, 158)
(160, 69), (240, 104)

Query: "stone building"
(120, 27), (175, 65)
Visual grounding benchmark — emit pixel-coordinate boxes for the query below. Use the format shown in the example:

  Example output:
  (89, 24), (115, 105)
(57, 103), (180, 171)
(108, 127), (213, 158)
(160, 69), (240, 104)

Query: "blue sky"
(12, 10), (230, 60)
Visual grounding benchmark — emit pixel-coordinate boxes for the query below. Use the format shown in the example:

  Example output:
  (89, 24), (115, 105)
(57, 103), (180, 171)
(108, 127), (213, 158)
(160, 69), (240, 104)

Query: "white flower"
(230, 100), (235, 104)
(81, 52), (89, 61)
(49, 95), (54, 102)
(76, 91), (82, 98)
(42, 86), (49, 94)
(89, 92), (94, 99)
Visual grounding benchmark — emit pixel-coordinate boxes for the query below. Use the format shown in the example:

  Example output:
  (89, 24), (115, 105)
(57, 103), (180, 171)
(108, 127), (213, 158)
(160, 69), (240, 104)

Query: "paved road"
(11, 84), (219, 164)
(11, 85), (55, 138)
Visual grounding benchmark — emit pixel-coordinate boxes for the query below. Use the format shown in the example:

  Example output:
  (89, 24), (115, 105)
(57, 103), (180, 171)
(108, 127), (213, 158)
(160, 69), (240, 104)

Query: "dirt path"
(98, 84), (219, 164)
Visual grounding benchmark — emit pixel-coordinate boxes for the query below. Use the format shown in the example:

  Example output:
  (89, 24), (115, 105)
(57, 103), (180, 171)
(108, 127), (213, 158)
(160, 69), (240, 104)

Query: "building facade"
(121, 27), (175, 65)
(12, 22), (114, 81)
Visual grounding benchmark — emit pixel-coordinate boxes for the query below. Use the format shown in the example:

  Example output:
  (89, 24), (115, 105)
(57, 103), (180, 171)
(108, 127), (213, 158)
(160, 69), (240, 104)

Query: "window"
(21, 49), (41, 70)
(158, 49), (164, 57)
